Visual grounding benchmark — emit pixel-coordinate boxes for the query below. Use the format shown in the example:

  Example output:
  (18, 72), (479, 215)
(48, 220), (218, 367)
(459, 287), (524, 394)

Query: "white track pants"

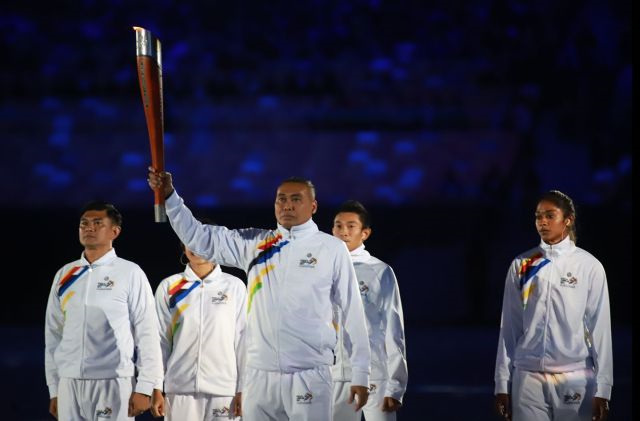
(242, 366), (333, 421)
(165, 393), (238, 420)
(512, 368), (596, 421)
(58, 377), (134, 420)
(333, 380), (396, 421)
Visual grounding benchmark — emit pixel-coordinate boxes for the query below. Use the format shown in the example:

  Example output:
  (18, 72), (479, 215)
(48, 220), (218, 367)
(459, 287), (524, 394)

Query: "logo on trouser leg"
(369, 384), (377, 394)
(296, 392), (313, 404)
(212, 406), (230, 417)
(563, 392), (582, 404)
(96, 407), (112, 418)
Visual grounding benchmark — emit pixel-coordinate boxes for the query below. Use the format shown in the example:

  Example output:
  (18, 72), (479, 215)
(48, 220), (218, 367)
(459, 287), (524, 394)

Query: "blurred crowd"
(0, 0), (631, 208)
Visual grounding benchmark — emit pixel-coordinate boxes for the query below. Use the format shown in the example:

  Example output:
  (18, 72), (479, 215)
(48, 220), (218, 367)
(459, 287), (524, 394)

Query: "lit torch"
(134, 26), (167, 222)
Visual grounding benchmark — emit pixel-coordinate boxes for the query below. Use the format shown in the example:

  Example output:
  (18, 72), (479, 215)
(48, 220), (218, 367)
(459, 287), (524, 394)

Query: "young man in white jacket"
(494, 190), (612, 421)
(151, 241), (247, 420)
(44, 201), (163, 420)
(331, 200), (408, 421)
(147, 169), (371, 421)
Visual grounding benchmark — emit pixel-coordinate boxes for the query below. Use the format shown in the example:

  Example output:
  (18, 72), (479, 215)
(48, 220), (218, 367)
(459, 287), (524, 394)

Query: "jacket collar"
(277, 218), (318, 240)
(539, 235), (575, 258)
(184, 263), (222, 284)
(80, 248), (117, 266)
(350, 244), (371, 263)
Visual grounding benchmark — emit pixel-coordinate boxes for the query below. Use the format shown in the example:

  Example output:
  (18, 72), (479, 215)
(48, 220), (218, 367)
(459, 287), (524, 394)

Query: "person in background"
(44, 200), (163, 420)
(331, 200), (408, 421)
(151, 230), (247, 420)
(494, 190), (612, 421)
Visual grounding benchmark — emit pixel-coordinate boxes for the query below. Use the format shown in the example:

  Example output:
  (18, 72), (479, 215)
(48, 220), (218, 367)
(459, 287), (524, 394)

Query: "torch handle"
(136, 55), (167, 222)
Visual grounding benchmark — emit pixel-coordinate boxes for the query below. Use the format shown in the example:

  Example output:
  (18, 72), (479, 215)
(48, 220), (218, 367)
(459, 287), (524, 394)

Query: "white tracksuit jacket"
(44, 249), (163, 398)
(164, 191), (371, 387)
(494, 236), (613, 399)
(332, 245), (408, 402)
(155, 264), (247, 396)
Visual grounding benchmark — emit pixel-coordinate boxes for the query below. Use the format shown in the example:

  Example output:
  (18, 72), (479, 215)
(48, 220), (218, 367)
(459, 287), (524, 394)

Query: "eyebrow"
(535, 210), (558, 215)
(278, 193), (303, 198)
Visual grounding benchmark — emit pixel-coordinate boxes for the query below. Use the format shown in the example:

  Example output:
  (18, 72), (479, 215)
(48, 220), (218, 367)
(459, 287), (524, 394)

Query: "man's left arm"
(332, 244), (371, 409)
(129, 267), (164, 398)
(381, 266), (408, 409)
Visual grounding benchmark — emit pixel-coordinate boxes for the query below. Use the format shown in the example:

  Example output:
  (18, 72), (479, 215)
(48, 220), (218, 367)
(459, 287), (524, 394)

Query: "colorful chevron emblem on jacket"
(167, 278), (201, 337)
(58, 266), (89, 297)
(518, 251), (550, 308)
(168, 278), (201, 309)
(246, 233), (290, 313)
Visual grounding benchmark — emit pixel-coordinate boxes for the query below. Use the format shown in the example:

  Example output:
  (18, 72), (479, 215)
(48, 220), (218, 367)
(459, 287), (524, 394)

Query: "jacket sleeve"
(129, 267), (164, 396)
(584, 260), (613, 400)
(332, 243), (371, 387)
(494, 260), (523, 395)
(154, 278), (173, 386)
(165, 192), (260, 270)
(234, 282), (249, 393)
(381, 266), (408, 402)
(44, 268), (65, 398)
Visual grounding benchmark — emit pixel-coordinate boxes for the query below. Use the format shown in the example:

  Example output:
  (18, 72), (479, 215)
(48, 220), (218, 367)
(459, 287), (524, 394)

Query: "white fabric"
(57, 377), (134, 421)
(156, 264), (247, 396)
(243, 367), (333, 421)
(165, 191), (370, 389)
(45, 249), (163, 398)
(333, 380), (396, 421)
(333, 245), (407, 403)
(494, 236), (613, 399)
(511, 368), (595, 421)
(165, 393), (239, 420)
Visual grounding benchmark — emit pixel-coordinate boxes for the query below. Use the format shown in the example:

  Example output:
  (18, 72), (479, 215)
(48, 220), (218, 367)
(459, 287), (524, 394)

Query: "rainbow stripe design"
(166, 278), (200, 337)
(57, 266), (89, 297)
(170, 303), (190, 337)
(518, 252), (550, 308)
(246, 234), (290, 313)
(168, 278), (200, 309)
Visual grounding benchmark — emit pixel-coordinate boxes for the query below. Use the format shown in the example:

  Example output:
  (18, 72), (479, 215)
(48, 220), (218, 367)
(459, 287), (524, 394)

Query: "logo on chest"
(299, 253), (318, 268)
(560, 272), (578, 288)
(211, 291), (229, 304)
(97, 277), (115, 290)
(359, 281), (369, 295)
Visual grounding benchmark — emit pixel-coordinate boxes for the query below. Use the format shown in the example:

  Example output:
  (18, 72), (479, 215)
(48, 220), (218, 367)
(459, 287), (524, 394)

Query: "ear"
(362, 227), (372, 241)
(311, 200), (318, 214)
(111, 225), (122, 240)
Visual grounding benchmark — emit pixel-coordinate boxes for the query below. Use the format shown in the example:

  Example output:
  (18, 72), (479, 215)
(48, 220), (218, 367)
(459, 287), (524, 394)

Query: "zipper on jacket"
(80, 265), (92, 376)
(275, 233), (291, 370)
(540, 252), (553, 372)
(195, 281), (204, 392)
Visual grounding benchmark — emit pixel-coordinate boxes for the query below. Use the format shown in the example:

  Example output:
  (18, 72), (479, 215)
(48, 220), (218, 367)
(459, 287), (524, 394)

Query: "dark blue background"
(1, 1), (631, 419)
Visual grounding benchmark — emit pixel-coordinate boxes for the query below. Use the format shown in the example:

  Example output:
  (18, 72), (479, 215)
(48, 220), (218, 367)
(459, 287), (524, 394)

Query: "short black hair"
(79, 200), (123, 227)
(280, 176), (316, 200)
(335, 200), (371, 229)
